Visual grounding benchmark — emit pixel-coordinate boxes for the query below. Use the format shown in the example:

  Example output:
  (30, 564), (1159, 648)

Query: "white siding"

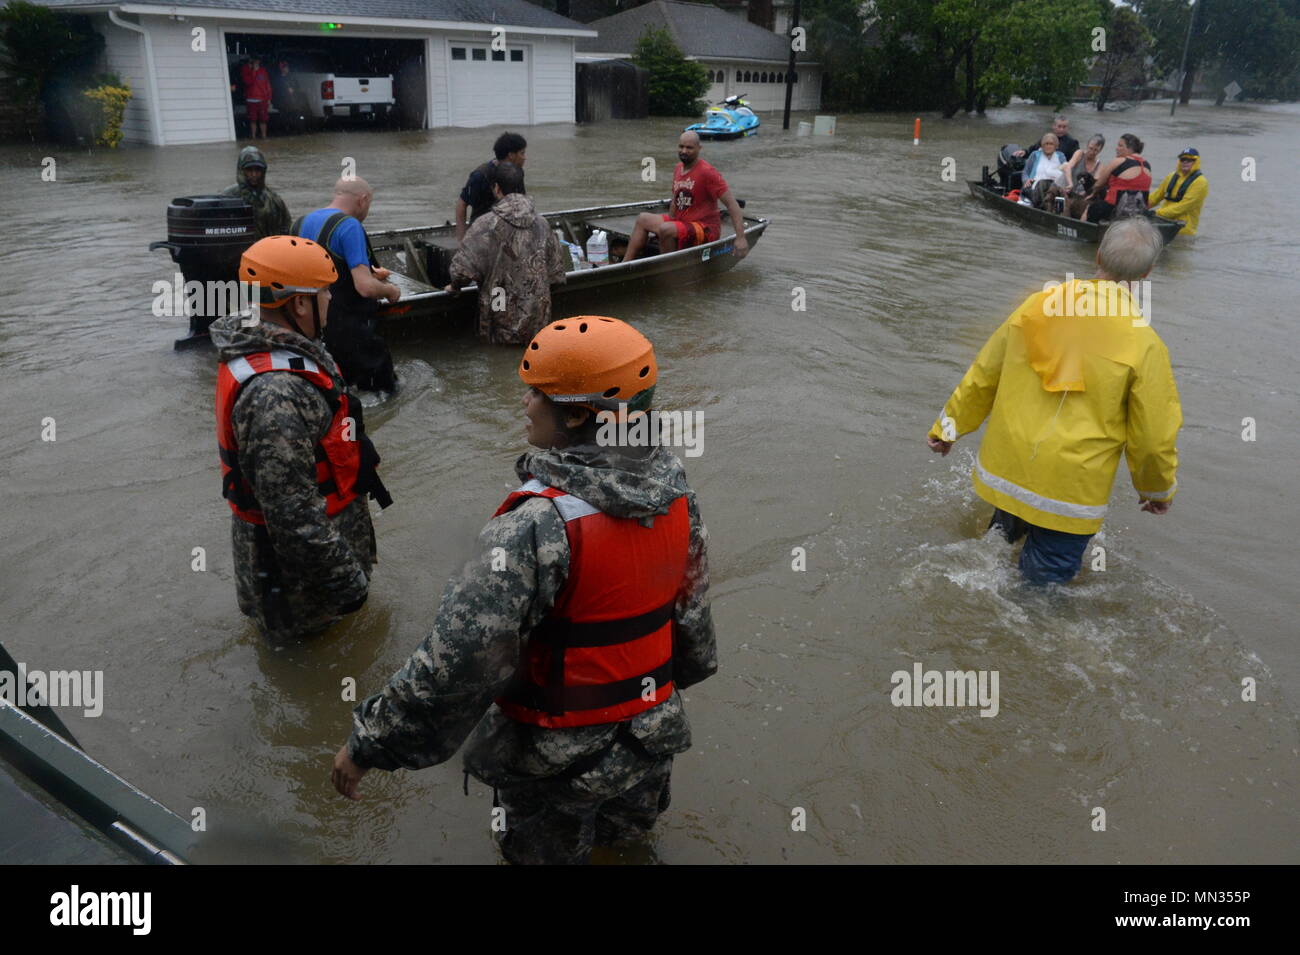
(150, 17), (232, 145)
(427, 36), (449, 128)
(531, 36), (575, 124)
(96, 14), (153, 144)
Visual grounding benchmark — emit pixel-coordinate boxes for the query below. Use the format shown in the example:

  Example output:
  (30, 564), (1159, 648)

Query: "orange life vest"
(494, 479), (689, 729)
(216, 348), (387, 524)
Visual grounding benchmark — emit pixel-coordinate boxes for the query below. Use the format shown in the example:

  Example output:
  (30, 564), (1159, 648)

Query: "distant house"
(576, 0), (821, 112)
(30, 0), (595, 145)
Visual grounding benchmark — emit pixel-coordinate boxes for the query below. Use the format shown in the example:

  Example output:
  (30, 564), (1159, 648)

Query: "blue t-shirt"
(298, 208), (369, 270)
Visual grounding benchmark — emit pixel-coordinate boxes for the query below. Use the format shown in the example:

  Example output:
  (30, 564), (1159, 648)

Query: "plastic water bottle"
(586, 229), (609, 266)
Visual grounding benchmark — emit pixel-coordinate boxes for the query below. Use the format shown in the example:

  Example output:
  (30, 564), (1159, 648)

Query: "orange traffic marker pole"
(913, 117), (921, 145)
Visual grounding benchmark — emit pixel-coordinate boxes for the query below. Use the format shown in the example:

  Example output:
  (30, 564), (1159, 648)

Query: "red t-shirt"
(670, 159), (728, 238)
(244, 66), (272, 102)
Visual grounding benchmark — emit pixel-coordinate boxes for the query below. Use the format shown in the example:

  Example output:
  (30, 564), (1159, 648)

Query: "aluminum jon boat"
(967, 175), (1183, 245)
(369, 198), (768, 323)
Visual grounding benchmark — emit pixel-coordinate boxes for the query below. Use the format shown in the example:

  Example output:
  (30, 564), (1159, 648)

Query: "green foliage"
(632, 27), (710, 116)
(1093, 5), (1151, 109)
(83, 81), (132, 148)
(806, 0), (1103, 113)
(0, 0), (104, 108)
(1134, 0), (1300, 101)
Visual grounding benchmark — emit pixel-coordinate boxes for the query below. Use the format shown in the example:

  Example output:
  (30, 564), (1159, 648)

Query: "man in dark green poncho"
(222, 145), (291, 239)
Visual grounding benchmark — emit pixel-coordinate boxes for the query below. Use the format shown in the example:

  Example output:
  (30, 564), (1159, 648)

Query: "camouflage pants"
(495, 740), (673, 865)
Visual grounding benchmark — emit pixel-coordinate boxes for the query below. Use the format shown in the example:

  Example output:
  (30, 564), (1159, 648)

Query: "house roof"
(577, 0), (815, 64)
(29, 0), (590, 32)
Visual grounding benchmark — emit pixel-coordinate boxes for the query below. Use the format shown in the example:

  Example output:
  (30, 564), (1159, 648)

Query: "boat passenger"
(294, 177), (401, 393)
(221, 145), (291, 239)
(1086, 133), (1152, 224)
(445, 162), (570, 345)
(1148, 147), (1208, 236)
(210, 236), (392, 641)
(926, 217), (1181, 585)
(1062, 134), (1105, 219)
(624, 131), (749, 261)
(1015, 115), (1081, 165)
(1021, 134), (1072, 208)
(455, 132), (527, 245)
(332, 317), (718, 865)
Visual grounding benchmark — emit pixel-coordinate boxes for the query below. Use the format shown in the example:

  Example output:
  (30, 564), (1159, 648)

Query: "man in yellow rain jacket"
(1148, 147), (1208, 236)
(926, 217), (1182, 584)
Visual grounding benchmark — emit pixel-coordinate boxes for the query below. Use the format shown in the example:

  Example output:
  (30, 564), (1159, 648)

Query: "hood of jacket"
(235, 145), (269, 192)
(209, 312), (340, 377)
(491, 192), (539, 229)
(1012, 278), (1144, 393)
(515, 443), (689, 520)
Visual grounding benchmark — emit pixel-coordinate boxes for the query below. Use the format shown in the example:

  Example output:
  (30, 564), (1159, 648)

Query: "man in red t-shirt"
(242, 55), (273, 140)
(625, 131), (749, 260)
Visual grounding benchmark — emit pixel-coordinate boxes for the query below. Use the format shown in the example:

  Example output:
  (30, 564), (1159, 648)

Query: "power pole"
(1170, 0), (1198, 116)
(782, 0), (801, 130)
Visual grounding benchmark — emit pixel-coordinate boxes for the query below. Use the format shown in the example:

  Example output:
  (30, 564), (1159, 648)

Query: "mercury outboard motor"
(995, 144), (1027, 192)
(150, 195), (256, 350)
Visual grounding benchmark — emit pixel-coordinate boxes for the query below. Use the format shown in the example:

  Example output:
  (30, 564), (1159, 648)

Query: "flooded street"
(2, 103), (1297, 863)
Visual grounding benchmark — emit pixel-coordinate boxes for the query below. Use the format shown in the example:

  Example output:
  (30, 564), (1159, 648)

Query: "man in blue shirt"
(454, 131), (526, 244)
(295, 177), (402, 392)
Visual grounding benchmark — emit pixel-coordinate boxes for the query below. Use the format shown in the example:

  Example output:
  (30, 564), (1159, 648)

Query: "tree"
(632, 27), (710, 116)
(1093, 4), (1151, 109)
(0, 1), (103, 110)
(1134, 0), (1300, 103)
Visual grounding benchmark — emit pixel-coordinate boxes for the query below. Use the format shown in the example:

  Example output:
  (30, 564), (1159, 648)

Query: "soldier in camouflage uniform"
(446, 162), (570, 345)
(222, 145), (292, 239)
(333, 318), (716, 864)
(212, 236), (391, 641)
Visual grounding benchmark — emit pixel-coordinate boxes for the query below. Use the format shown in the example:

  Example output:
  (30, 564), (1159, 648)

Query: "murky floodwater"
(2, 103), (1297, 863)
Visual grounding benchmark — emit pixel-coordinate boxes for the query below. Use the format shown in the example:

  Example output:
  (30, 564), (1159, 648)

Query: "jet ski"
(685, 94), (759, 140)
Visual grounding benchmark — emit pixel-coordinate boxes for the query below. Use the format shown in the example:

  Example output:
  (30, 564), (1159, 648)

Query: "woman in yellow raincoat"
(926, 218), (1183, 584)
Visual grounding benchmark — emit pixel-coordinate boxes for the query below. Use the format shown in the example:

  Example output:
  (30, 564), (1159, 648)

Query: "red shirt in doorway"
(669, 159), (728, 243)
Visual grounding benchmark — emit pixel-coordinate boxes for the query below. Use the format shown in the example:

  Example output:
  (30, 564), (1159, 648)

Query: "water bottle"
(586, 229), (609, 266)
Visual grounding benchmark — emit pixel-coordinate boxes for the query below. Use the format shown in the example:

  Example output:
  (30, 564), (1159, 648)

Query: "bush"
(633, 27), (710, 116)
(83, 81), (131, 147)
(0, 1), (103, 109)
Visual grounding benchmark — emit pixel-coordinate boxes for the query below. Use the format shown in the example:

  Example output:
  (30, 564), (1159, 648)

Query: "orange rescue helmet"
(238, 235), (337, 308)
(520, 316), (657, 412)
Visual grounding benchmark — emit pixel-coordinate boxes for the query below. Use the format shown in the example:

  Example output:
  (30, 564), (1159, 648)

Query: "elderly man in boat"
(624, 131), (748, 261)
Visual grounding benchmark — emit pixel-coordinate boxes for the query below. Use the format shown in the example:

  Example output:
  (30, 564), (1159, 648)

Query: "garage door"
(449, 44), (529, 126)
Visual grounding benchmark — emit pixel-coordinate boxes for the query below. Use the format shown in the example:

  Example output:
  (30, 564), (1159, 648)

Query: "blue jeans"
(989, 509), (1093, 585)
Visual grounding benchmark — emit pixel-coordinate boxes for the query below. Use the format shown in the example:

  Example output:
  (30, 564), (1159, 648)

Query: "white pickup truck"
(297, 74), (396, 123)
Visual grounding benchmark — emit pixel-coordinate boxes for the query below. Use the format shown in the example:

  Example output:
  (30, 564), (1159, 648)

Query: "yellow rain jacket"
(928, 279), (1182, 535)
(1148, 155), (1207, 236)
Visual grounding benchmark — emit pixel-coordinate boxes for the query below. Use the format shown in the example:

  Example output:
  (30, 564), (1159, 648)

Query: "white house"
(33, 0), (596, 145)
(576, 0), (821, 113)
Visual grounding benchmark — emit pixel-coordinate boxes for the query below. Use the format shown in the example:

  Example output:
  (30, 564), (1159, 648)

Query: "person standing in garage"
(242, 54), (273, 141)
(454, 131), (527, 244)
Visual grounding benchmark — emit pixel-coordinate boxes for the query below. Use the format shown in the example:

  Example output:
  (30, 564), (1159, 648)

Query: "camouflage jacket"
(347, 443), (716, 787)
(222, 145), (292, 239)
(449, 193), (570, 346)
(210, 313), (375, 640)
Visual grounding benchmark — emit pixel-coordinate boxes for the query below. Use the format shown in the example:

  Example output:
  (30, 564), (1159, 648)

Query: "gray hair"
(1088, 133), (1105, 148)
(1054, 114), (1069, 125)
(1097, 218), (1163, 281)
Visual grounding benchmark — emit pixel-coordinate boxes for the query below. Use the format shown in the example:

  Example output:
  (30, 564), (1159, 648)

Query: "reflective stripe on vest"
(216, 349), (363, 524)
(494, 479), (689, 729)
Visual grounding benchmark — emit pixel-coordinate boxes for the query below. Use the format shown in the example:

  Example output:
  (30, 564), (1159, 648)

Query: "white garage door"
(449, 44), (529, 126)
